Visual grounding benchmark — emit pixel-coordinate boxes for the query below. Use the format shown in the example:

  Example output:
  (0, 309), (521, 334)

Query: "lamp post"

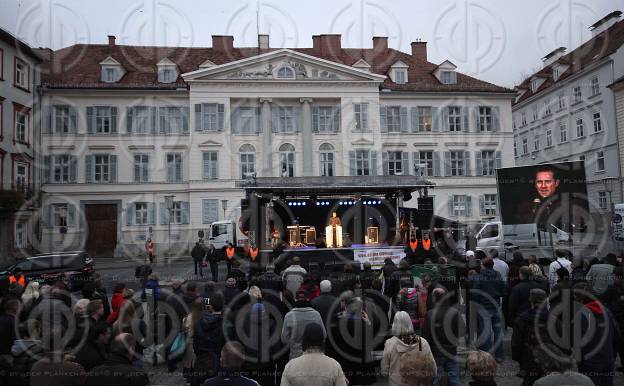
(164, 194), (175, 262)
(222, 199), (228, 220)
(603, 177), (618, 214)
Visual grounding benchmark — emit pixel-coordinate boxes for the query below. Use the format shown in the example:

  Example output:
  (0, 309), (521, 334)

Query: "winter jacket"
(253, 271), (283, 293)
(191, 244), (206, 261)
(311, 293), (338, 326)
(423, 302), (463, 357)
(511, 307), (550, 379)
(585, 264), (616, 295)
(0, 313), (16, 355)
(142, 279), (161, 302)
(74, 338), (107, 372)
(578, 301), (620, 375)
(508, 278), (548, 323)
(388, 268), (412, 301)
(106, 291), (125, 324)
(194, 313), (231, 355)
(281, 349), (347, 386)
(85, 352), (149, 386)
(281, 307), (325, 359)
(467, 268), (506, 310)
(10, 339), (45, 386)
(380, 335), (435, 386)
(30, 354), (87, 386)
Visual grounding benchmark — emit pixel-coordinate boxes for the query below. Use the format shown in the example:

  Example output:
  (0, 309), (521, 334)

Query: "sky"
(1, 0), (623, 87)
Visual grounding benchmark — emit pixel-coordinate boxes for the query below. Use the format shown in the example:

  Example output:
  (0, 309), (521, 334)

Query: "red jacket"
(106, 294), (125, 324)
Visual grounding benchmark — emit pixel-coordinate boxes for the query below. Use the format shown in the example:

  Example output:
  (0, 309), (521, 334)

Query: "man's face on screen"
(535, 171), (559, 199)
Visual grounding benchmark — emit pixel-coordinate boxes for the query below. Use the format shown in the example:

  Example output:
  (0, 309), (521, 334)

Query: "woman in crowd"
(106, 283), (126, 324)
(20, 281), (40, 315)
(467, 350), (498, 386)
(181, 298), (204, 382)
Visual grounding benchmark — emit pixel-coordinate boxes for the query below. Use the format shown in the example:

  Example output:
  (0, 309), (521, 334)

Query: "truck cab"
(208, 220), (248, 250)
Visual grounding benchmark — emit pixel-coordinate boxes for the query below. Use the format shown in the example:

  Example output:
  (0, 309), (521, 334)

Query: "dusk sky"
(1, 0), (622, 87)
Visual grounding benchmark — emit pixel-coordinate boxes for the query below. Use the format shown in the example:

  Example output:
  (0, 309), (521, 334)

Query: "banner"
(613, 204), (624, 241)
(354, 248), (405, 269)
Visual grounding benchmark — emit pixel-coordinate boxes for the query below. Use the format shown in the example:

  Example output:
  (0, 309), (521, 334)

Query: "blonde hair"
(73, 298), (91, 316)
(467, 350), (497, 378)
(248, 286), (262, 299)
(21, 281), (40, 308)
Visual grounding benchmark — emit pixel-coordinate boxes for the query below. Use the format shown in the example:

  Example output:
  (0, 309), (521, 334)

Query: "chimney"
(258, 34), (269, 49)
(373, 36), (388, 54)
(411, 40), (427, 62)
(542, 47), (567, 66)
(590, 10), (622, 37)
(314, 34), (341, 56)
(212, 35), (234, 52)
(108, 35), (116, 47)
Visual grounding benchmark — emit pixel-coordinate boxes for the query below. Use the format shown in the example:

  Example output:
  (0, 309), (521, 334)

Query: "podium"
(325, 225), (343, 248)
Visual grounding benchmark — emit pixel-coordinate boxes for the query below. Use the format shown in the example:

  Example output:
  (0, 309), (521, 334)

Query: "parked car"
(0, 251), (94, 290)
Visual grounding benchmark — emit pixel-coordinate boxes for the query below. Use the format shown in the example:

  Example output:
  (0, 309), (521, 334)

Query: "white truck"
(207, 220), (249, 250)
(475, 221), (571, 261)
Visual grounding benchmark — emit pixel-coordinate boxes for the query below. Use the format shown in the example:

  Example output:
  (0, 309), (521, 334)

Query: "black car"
(1, 251), (95, 290)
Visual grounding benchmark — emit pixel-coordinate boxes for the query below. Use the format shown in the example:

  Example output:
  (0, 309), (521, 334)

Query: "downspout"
(610, 59), (624, 203)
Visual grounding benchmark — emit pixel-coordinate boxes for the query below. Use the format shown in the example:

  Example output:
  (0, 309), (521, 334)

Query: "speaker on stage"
(417, 196), (434, 228)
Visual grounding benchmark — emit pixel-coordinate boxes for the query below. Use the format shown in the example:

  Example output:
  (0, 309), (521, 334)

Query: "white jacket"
(280, 350), (347, 386)
(381, 335), (436, 386)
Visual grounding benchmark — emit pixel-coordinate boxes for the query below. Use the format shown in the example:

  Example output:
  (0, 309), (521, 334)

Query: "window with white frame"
(598, 191), (608, 210)
(15, 58), (28, 89)
(202, 104), (221, 132)
(386, 106), (401, 133)
(170, 201), (183, 224)
(317, 106), (335, 133)
(417, 107), (432, 131)
(16, 164), (27, 192)
(94, 155), (111, 183)
(596, 151), (605, 172)
(450, 151), (465, 176)
(553, 67), (560, 81)
(543, 100), (552, 116)
(448, 106), (462, 132)
(481, 150), (496, 176)
(159, 107), (186, 134)
(54, 106), (71, 133)
(166, 153), (183, 182)
(160, 68), (176, 83)
(395, 69), (407, 84)
(591, 77), (600, 96)
(522, 138), (528, 155)
(546, 129), (553, 147)
(531, 79), (539, 93)
(452, 195), (468, 216)
(573, 86), (582, 103)
(53, 155), (71, 183)
(478, 106), (493, 132)
(593, 112), (602, 133)
(202, 151), (218, 180)
(277, 107), (295, 133)
(387, 151), (404, 175)
(233, 107), (258, 134)
(354, 103), (368, 131)
(319, 143), (335, 177)
(558, 94), (566, 110)
(559, 122), (567, 143)
(94, 106), (113, 133)
(134, 154), (149, 183)
(576, 117), (585, 138)
(15, 111), (27, 142)
(279, 143), (295, 177)
(14, 222), (27, 248)
(534, 135), (540, 151)
(130, 106), (151, 134)
(276, 66), (295, 79)
(441, 71), (455, 85)
(521, 112), (527, 126)
(104, 68), (116, 83)
(202, 199), (219, 224)
(355, 150), (371, 176)
(135, 202), (148, 225)
(482, 194), (497, 216)
(419, 151), (434, 177)
(53, 204), (68, 227)
(240, 144), (256, 179)
(532, 107), (539, 122)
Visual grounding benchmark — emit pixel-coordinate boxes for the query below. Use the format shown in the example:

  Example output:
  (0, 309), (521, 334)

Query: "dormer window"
(390, 61), (409, 84)
(395, 69), (407, 84)
(441, 71), (456, 85)
(531, 79), (539, 93)
(275, 65), (295, 79)
(99, 56), (124, 83)
(104, 68), (116, 82)
(156, 58), (178, 83)
(553, 67), (560, 81)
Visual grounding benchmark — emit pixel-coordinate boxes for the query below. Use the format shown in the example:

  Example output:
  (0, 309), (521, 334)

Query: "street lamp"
(603, 176), (618, 213)
(222, 199), (228, 220)
(164, 194), (175, 260)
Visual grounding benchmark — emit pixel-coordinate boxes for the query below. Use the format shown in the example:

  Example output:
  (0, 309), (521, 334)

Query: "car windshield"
(0, 262), (16, 272)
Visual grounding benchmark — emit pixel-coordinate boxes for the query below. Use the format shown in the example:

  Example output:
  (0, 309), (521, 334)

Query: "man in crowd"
(282, 257), (307, 295)
(192, 241), (206, 277)
(491, 250), (509, 283)
(508, 266), (548, 324)
(311, 280), (337, 327)
(202, 341), (260, 386)
(86, 333), (149, 386)
(548, 250), (572, 289)
(253, 264), (283, 293)
(75, 320), (111, 372)
(282, 290), (325, 359)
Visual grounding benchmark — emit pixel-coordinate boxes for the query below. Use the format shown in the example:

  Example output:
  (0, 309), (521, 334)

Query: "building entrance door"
(85, 204), (118, 257)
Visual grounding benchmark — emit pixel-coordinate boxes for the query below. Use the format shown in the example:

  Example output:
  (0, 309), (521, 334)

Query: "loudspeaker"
(417, 197), (434, 228)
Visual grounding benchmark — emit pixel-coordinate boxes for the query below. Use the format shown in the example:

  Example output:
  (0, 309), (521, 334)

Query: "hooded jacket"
(578, 301), (619, 372)
(10, 339), (45, 386)
(106, 291), (125, 324)
(193, 313), (231, 355)
(281, 306), (325, 359)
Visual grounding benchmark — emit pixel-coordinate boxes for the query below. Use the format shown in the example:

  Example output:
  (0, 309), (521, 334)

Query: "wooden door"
(85, 204), (117, 257)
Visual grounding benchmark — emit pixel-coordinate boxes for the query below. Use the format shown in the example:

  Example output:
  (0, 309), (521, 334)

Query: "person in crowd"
(388, 259), (413, 302)
(396, 278), (425, 330)
(311, 280), (338, 326)
(281, 290), (325, 360)
(507, 252), (528, 291)
(334, 262), (358, 296)
(202, 341), (260, 386)
(225, 242), (236, 276)
(359, 262), (376, 290)
(29, 325), (86, 386)
(466, 257), (506, 363)
(533, 344), (594, 386)
(75, 320), (111, 372)
(253, 264), (283, 293)
(527, 255), (545, 278)
(241, 299), (277, 386)
(423, 288), (463, 386)
(111, 300), (146, 365)
(490, 250), (509, 283)
(20, 281), (40, 314)
(81, 282), (108, 321)
(86, 333), (149, 386)
(88, 299), (105, 322)
(228, 260), (248, 291)
(548, 250), (572, 289)
(8, 268), (27, 289)
(549, 267), (572, 312)
(363, 279), (393, 329)
(92, 274), (111, 320)
(508, 266), (548, 324)
(0, 298), (19, 365)
(145, 237), (155, 264)
(70, 298), (92, 348)
(570, 256), (587, 284)
(281, 323), (347, 386)
(282, 257), (307, 296)
(421, 273), (446, 312)
(142, 272), (161, 302)
(200, 281), (216, 305)
(398, 342), (437, 386)
(298, 275), (320, 301)
(166, 278), (186, 326)
(574, 282), (619, 386)
(586, 253), (618, 297)
(10, 319), (45, 386)
(381, 311), (435, 386)
(192, 241), (206, 277)
(205, 243), (219, 282)
(511, 288), (549, 384)
(466, 350), (498, 386)
(224, 277), (242, 305)
(381, 258), (398, 297)
(106, 283), (126, 324)
(193, 292), (232, 386)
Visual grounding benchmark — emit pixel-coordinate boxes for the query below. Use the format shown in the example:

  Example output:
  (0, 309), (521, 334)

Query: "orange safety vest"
(409, 240), (418, 252)
(9, 275), (25, 287)
(422, 239), (431, 251)
(250, 247), (259, 261)
(226, 246), (235, 260)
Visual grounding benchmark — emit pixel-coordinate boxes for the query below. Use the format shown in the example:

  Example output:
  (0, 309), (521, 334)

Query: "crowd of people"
(0, 247), (622, 386)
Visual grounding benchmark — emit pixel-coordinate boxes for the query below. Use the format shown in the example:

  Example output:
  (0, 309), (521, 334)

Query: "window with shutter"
(203, 151), (218, 180)
(240, 144), (256, 179)
(386, 106), (401, 133)
(319, 143), (335, 177)
(203, 199), (219, 224)
(166, 153), (183, 182)
(386, 151), (404, 175)
(134, 154), (149, 183)
(354, 103), (368, 131)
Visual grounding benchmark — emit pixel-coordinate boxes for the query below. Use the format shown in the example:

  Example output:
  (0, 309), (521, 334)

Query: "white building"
(512, 11), (624, 228)
(38, 34), (514, 257)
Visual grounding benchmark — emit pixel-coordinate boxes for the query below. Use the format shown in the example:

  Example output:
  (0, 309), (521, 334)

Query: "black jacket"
(423, 302), (464, 357)
(310, 293), (338, 326)
(467, 268), (506, 310)
(388, 268), (412, 301)
(85, 353), (149, 386)
(511, 307), (550, 376)
(191, 244), (206, 261)
(10, 339), (45, 386)
(0, 313), (16, 355)
(75, 339), (107, 372)
(508, 278), (548, 323)
(359, 269), (377, 290)
(578, 301), (620, 372)
(253, 271), (283, 293)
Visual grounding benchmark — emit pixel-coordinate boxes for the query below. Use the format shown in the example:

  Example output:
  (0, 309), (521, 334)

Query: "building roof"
(514, 18), (624, 106)
(608, 75), (624, 89)
(0, 28), (42, 62)
(37, 39), (512, 94)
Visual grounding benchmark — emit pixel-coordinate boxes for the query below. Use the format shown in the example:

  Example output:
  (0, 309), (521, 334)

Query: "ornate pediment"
(351, 138), (375, 146)
(198, 140), (222, 147)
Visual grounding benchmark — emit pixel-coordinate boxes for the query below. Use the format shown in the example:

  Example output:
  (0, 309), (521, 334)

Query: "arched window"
(279, 143), (295, 177)
(319, 143), (335, 177)
(240, 144), (256, 179)
(276, 65), (295, 79)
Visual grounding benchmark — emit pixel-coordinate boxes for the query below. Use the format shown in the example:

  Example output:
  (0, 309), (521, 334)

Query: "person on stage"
(329, 212), (341, 248)
(399, 212), (410, 244)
